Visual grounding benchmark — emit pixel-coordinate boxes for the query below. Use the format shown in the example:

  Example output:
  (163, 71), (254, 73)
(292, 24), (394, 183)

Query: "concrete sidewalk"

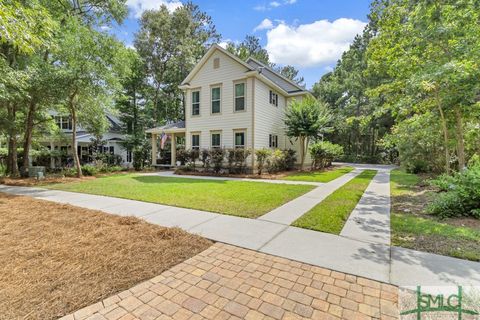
(340, 170), (391, 245)
(1, 183), (479, 288)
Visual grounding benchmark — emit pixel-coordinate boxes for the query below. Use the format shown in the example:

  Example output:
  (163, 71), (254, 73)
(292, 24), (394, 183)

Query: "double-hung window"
(211, 132), (221, 148)
(211, 86), (221, 114)
(269, 134), (278, 148)
(234, 83), (245, 111)
(234, 131), (245, 149)
(269, 90), (278, 107)
(191, 134), (200, 150)
(191, 91), (200, 116)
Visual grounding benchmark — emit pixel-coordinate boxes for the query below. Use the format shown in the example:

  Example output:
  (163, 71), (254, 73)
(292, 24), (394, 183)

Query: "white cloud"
(126, 0), (182, 18)
(254, 0), (297, 11)
(265, 18), (366, 67)
(254, 18), (274, 32)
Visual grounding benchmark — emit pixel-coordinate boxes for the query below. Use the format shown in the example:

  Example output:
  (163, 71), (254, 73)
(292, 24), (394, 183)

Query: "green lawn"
(46, 174), (314, 218)
(390, 169), (480, 261)
(283, 166), (354, 183)
(292, 170), (377, 234)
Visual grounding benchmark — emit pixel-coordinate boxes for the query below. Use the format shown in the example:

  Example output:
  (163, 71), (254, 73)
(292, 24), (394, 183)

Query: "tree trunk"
(435, 91), (450, 174)
(454, 106), (466, 170)
(21, 100), (37, 177)
(6, 103), (19, 177)
(299, 136), (306, 171)
(69, 95), (83, 178)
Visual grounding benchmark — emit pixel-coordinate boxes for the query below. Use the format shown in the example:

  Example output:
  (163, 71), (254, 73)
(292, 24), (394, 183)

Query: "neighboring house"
(42, 111), (132, 168)
(146, 44), (311, 169)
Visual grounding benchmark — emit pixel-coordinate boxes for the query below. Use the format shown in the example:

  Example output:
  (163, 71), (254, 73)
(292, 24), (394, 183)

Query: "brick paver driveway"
(64, 243), (399, 320)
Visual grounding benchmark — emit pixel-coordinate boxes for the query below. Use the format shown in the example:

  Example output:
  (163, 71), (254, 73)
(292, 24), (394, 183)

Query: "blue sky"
(113, 0), (371, 88)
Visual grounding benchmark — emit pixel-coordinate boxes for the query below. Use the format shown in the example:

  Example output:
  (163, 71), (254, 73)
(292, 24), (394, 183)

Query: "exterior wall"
(184, 50), (253, 150)
(253, 79), (287, 150)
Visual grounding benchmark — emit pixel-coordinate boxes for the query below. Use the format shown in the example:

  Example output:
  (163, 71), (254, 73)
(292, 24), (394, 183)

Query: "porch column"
(171, 133), (176, 166)
(151, 133), (157, 165)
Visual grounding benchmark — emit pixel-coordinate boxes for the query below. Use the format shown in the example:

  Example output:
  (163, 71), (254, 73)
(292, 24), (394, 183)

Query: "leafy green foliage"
(255, 149), (271, 175)
(264, 149), (296, 173)
(428, 162), (480, 219)
(309, 141), (344, 170)
(226, 149), (251, 174)
(284, 96), (332, 170)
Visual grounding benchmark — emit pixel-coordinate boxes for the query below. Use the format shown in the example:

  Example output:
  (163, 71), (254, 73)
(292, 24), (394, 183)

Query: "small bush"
(185, 149), (200, 171)
(210, 148), (225, 173)
(255, 149), (271, 175)
(81, 165), (98, 176)
(227, 148), (251, 174)
(200, 149), (211, 169)
(309, 141), (343, 170)
(176, 148), (187, 165)
(263, 149), (297, 173)
(428, 161), (480, 219)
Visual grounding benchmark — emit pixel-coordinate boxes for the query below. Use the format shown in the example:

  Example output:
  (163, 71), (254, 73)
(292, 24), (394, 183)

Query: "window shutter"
(269, 91), (272, 104)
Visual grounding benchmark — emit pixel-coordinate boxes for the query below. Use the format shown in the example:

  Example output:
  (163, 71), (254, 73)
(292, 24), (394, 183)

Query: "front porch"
(146, 121), (186, 167)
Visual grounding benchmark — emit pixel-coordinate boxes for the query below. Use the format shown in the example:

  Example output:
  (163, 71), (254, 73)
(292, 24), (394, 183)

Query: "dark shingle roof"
(246, 58), (306, 94)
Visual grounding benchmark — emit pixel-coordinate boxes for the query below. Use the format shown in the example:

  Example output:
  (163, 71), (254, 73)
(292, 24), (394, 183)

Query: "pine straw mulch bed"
(0, 193), (212, 320)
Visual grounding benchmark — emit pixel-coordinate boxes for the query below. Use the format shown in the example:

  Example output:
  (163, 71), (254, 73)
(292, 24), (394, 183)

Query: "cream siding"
(185, 50), (253, 150)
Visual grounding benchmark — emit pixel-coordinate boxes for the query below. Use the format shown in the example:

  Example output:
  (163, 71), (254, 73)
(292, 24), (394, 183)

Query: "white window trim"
(210, 130), (222, 148)
(191, 132), (200, 150)
(191, 89), (201, 116)
(233, 81), (247, 113)
(233, 129), (247, 149)
(210, 84), (222, 115)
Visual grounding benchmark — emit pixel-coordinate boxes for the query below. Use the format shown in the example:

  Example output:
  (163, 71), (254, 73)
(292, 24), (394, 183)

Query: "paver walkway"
(259, 169), (363, 225)
(61, 243), (399, 320)
(340, 170), (391, 245)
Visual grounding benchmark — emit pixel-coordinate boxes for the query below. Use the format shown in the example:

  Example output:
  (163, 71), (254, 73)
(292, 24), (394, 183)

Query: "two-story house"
(42, 112), (132, 168)
(146, 44), (311, 169)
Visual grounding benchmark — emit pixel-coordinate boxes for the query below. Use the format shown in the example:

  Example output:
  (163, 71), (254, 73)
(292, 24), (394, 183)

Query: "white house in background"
(146, 44), (312, 169)
(42, 112), (132, 168)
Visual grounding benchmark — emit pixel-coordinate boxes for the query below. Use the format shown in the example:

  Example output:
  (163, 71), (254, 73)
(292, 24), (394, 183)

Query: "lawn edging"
(292, 170), (377, 234)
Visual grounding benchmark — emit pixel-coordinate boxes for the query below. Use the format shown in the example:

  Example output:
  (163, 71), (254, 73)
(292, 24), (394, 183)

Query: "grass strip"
(292, 170), (377, 234)
(284, 166), (354, 183)
(46, 174), (314, 218)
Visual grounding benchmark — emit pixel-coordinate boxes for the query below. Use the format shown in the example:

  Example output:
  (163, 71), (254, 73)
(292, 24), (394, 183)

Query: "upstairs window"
(234, 83), (245, 111)
(234, 131), (245, 149)
(269, 90), (278, 107)
(211, 132), (221, 148)
(269, 134), (278, 148)
(54, 116), (72, 130)
(191, 134), (200, 150)
(192, 90), (200, 116)
(211, 86), (221, 114)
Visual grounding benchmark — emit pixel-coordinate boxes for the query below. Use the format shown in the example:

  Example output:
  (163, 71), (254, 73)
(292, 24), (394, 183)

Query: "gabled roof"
(181, 44), (255, 86)
(246, 58), (307, 94)
(180, 44), (308, 97)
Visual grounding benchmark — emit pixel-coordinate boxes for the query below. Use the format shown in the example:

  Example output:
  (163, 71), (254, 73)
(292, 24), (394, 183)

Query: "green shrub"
(210, 148), (225, 173)
(255, 149), (271, 175)
(309, 141), (343, 170)
(264, 149), (297, 173)
(185, 149), (200, 171)
(227, 148), (251, 174)
(62, 168), (77, 177)
(200, 149), (211, 169)
(428, 161), (480, 219)
(81, 165), (98, 176)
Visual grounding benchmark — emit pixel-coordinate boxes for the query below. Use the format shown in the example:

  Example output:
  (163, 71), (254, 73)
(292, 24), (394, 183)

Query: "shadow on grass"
(131, 175), (229, 185)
